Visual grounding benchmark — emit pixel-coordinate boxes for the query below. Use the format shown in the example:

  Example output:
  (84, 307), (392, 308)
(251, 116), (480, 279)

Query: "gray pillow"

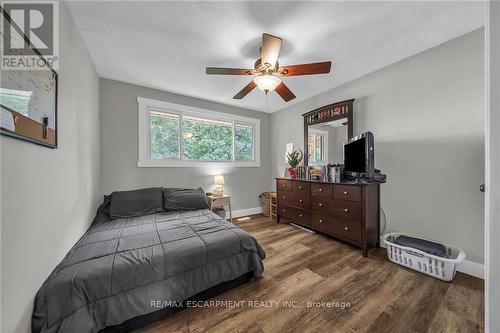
(92, 195), (111, 224)
(110, 187), (164, 219)
(163, 187), (209, 211)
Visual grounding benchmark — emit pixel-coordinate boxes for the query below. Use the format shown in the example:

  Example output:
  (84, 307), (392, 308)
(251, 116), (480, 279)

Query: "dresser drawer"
(278, 205), (309, 225)
(333, 185), (361, 202)
(310, 212), (332, 231)
(331, 200), (362, 221)
(331, 219), (361, 243)
(292, 182), (310, 194)
(310, 213), (361, 243)
(311, 199), (332, 213)
(278, 191), (310, 210)
(277, 179), (293, 192)
(311, 183), (332, 197)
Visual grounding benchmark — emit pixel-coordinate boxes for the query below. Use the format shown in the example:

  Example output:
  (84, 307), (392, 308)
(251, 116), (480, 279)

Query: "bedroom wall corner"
(0, 3), (101, 333)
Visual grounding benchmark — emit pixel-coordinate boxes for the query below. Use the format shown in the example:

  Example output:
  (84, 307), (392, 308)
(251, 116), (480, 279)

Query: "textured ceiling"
(67, 1), (484, 113)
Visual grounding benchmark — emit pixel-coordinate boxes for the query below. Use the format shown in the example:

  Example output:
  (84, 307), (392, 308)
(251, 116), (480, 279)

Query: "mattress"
(32, 209), (265, 333)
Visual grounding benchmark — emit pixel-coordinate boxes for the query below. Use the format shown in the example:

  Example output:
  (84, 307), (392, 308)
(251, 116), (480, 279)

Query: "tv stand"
(276, 177), (380, 257)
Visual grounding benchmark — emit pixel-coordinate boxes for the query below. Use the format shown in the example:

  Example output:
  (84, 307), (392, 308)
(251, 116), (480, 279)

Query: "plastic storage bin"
(383, 233), (465, 281)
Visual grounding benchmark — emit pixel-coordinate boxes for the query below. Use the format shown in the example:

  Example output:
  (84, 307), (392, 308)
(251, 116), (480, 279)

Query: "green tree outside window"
(149, 111), (254, 162)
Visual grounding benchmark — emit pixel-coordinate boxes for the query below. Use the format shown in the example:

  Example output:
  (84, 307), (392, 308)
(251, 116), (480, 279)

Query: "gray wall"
(332, 126), (347, 164)
(0, 4), (101, 333)
(486, 1), (500, 331)
(270, 29), (485, 264)
(99, 79), (271, 211)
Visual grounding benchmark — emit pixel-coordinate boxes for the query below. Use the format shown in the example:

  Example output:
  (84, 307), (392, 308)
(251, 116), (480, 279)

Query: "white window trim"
(137, 97), (261, 167)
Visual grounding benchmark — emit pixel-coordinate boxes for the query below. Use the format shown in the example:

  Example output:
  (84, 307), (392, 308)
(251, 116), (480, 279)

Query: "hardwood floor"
(137, 214), (484, 333)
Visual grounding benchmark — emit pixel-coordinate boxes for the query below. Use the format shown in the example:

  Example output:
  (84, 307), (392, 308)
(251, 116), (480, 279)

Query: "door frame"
(485, 1), (499, 332)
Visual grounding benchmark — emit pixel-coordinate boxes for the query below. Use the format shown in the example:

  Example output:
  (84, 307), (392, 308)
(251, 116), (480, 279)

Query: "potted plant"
(286, 150), (303, 179)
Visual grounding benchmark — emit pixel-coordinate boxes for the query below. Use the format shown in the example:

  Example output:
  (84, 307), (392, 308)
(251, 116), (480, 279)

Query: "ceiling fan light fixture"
(254, 74), (281, 92)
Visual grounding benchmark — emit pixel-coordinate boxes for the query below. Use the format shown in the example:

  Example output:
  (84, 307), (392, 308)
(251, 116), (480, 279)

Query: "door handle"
(480, 184), (485, 193)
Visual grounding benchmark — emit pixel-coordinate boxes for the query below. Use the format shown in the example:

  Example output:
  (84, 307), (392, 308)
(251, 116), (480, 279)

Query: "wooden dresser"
(276, 178), (380, 257)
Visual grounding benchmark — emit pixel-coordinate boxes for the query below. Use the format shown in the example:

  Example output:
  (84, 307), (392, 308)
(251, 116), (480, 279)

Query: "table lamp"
(213, 175), (225, 196)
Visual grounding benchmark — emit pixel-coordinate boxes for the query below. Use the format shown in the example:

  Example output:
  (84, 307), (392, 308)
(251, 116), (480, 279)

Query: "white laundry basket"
(383, 233), (465, 281)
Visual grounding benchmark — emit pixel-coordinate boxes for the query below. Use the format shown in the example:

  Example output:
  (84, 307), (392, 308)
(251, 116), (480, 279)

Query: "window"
(182, 116), (233, 161)
(150, 111), (180, 159)
(235, 124), (254, 161)
(138, 97), (260, 167)
(308, 129), (328, 165)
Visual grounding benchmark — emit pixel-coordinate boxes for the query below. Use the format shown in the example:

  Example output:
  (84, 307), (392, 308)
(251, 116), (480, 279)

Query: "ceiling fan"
(206, 33), (332, 102)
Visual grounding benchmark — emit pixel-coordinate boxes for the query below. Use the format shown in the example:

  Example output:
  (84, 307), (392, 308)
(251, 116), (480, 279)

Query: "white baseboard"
(226, 207), (263, 219)
(457, 259), (484, 279)
(379, 239), (484, 279)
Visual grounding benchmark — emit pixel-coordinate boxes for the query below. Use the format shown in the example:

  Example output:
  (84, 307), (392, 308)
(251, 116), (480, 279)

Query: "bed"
(32, 190), (265, 333)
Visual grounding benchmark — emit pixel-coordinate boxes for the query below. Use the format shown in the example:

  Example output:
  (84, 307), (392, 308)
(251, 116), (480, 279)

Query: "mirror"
(307, 119), (348, 166)
(303, 99), (354, 166)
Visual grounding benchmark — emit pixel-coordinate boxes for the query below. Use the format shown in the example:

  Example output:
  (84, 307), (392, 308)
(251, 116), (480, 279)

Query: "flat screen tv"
(344, 131), (375, 179)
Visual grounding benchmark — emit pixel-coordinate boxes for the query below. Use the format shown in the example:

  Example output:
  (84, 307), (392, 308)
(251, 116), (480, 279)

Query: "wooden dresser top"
(275, 177), (379, 186)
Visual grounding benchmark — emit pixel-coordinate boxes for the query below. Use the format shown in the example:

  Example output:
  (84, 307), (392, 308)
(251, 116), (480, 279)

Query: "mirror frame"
(302, 99), (354, 166)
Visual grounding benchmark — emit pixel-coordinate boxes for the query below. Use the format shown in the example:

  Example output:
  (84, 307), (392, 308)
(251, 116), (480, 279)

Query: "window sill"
(138, 160), (261, 168)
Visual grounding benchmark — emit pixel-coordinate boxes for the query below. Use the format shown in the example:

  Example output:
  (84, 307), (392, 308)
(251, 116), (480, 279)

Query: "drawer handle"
(282, 209), (286, 213)
(299, 199), (303, 203)
(344, 208), (349, 212)
(343, 191), (348, 195)
(282, 184), (286, 187)
(319, 219), (323, 223)
(299, 214), (303, 217)
(319, 188), (323, 192)
(298, 186), (302, 189)
(282, 196), (286, 199)
(318, 203), (323, 207)
(344, 227), (349, 231)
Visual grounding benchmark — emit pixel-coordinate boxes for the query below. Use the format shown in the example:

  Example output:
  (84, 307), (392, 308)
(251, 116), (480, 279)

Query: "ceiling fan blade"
(279, 61), (332, 76)
(233, 80), (257, 99)
(275, 82), (296, 102)
(261, 33), (283, 69)
(206, 67), (253, 75)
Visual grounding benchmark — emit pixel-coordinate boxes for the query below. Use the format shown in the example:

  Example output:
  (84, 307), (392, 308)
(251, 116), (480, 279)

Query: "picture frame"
(0, 7), (58, 148)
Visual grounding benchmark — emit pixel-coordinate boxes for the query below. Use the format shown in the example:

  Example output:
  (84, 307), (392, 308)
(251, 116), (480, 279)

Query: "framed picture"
(0, 8), (58, 148)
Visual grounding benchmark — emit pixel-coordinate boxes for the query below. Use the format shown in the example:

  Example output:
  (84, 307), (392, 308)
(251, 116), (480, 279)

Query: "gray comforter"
(32, 209), (265, 333)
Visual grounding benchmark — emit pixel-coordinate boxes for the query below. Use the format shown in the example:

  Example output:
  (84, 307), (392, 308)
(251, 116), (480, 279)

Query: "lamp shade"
(254, 74), (281, 92)
(213, 175), (225, 186)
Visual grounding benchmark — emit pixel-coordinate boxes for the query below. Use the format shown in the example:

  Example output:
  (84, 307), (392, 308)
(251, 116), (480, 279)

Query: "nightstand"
(206, 194), (233, 222)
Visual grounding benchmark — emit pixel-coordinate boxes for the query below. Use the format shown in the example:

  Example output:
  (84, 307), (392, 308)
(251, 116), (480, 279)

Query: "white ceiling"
(67, 1), (484, 113)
